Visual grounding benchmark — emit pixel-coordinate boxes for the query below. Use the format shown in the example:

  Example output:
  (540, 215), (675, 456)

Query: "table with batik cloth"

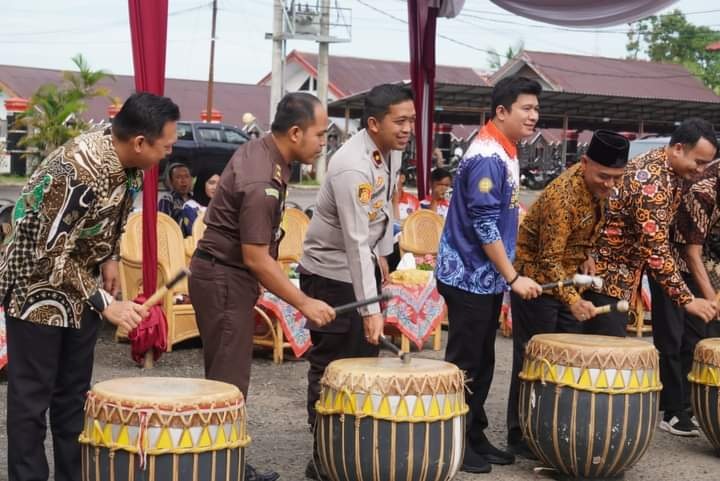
(253, 273), (445, 362)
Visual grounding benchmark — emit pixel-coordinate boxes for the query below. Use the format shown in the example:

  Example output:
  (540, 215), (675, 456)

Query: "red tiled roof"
(0, 64), (271, 128)
(259, 50), (490, 97)
(495, 50), (720, 103)
(707, 41), (720, 51)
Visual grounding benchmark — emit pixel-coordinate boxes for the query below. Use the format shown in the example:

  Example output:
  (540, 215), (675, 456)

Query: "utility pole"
(270, 0), (285, 123)
(315, 0), (331, 183)
(205, 0), (218, 122)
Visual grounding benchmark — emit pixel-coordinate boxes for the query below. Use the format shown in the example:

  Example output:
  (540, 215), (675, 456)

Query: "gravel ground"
(0, 323), (718, 481)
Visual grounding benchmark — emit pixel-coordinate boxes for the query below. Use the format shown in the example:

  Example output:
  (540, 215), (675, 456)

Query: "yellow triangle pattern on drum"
(116, 426), (129, 447)
(396, 398), (409, 418)
(577, 369), (591, 388)
(215, 424), (227, 447)
(156, 428), (173, 450)
(596, 371), (609, 389)
(102, 423), (113, 446)
(179, 429), (194, 449)
(628, 371), (640, 389)
(198, 428), (212, 448)
(561, 365), (575, 385)
(613, 371), (625, 389)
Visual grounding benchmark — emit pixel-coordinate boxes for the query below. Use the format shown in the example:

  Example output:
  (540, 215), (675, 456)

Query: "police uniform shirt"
(301, 129), (400, 315)
(198, 135), (290, 268)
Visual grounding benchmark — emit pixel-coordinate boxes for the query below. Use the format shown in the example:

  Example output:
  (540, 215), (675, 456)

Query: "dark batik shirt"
(592, 148), (693, 305)
(672, 162), (720, 288)
(0, 128), (141, 328)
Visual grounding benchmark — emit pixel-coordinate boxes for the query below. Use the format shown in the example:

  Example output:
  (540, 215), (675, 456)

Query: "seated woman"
(179, 167), (221, 237)
(420, 167), (452, 219)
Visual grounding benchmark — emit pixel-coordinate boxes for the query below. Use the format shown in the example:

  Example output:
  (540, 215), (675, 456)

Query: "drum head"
(90, 377), (242, 406)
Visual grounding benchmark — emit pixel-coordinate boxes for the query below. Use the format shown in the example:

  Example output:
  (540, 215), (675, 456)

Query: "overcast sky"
(1, 0), (718, 85)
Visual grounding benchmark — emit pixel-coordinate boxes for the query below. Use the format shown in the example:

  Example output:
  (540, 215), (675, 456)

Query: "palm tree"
(17, 54), (114, 170)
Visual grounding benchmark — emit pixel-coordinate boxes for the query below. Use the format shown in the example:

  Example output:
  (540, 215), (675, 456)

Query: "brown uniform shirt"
(198, 135), (290, 269)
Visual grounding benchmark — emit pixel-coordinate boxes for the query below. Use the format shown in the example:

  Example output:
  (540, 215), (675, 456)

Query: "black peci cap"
(586, 130), (630, 168)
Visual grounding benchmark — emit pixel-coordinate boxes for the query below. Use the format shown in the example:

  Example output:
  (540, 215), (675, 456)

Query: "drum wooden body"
(315, 358), (467, 481)
(519, 334), (661, 479)
(689, 338), (720, 455)
(79, 377), (250, 481)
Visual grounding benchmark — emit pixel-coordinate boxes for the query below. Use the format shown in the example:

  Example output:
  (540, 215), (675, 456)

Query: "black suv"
(162, 121), (250, 177)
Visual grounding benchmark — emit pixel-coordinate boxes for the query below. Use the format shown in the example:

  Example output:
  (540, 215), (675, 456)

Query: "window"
(176, 123), (194, 141)
(197, 127), (223, 142)
(224, 129), (247, 144)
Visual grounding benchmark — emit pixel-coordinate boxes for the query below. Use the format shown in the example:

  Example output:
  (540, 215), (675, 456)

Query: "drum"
(688, 338), (720, 455)
(315, 357), (467, 481)
(78, 377), (250, 481)
(519, 334), (661, 479)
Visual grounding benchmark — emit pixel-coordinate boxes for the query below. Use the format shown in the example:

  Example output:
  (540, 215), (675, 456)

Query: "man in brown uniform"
(189, 92), (335, 481)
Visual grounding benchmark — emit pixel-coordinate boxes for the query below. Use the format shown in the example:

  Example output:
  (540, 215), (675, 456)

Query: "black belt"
(194, 249), (238, 268)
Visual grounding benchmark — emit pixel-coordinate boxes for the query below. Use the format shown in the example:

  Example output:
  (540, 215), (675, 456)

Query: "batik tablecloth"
(256, 291), (312, 358)
(383, 276), (445, 349)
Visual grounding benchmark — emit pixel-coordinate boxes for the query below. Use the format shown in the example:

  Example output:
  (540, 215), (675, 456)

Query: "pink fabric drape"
(127, 0), (169, 362)
(408, 0), (438, 201)
(490, 1), (677, 27)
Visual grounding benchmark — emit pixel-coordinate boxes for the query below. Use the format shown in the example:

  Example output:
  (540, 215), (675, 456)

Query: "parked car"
(162, 121), (250, 178)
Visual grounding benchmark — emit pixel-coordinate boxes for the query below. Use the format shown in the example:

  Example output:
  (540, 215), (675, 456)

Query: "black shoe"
(507, 439), (538, 461)
(305, 458), (330, 481)
(245, 463), (280, 481)
(461, 444), (492, 474)
(474, 440), (516, 465)
(659, 411), (700, 437)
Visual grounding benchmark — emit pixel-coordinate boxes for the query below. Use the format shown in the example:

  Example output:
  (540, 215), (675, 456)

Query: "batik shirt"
(515, 162), (604, 306)
(672, 162), (720, 289)
(436, 121), (520, 295)
(593, 148), (693, 305)
(158, 190), (190, 224)
(0, 128), (142, 328)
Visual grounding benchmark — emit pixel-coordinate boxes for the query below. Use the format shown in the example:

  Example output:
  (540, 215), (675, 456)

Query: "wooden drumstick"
(593, 300), (629, 315)
(540, 274), (602, 292)
(334, 292), (393, 316)
(379, 335), (410, 364)
(141, 268), (191, 309)
(138, 268), (190, 369)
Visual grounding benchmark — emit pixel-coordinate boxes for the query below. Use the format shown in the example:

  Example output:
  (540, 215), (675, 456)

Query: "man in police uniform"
(300, 84), (415, 480)
(189, 92), (335, 481)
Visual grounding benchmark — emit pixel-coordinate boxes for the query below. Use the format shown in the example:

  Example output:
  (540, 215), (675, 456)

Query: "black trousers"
(506, 293), (584, 444)
(649, 274), (720, 414)
(582, 290), (629, 337)
(438, 281), (503, 449)
(301, 272), (379, 428)
(6, 309), (101, 481)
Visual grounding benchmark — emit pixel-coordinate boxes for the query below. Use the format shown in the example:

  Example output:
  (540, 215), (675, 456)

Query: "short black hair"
(112, 92), (180, 143)
(362, 84), (414, 128)
(490, 76), (542, 119)
(431, 167), (452, 183)
(271, 92), (322, 134)
(669, 118), (719, 154)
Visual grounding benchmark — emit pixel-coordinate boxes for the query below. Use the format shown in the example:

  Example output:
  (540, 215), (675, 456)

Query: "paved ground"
(1, 183), (719, 480)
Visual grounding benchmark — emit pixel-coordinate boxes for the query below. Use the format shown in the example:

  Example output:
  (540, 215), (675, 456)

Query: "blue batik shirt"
(435, 121), (520, 294)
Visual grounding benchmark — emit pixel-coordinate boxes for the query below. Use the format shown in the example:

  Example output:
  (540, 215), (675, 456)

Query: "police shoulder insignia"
(265, 187), (279, 199)
(478, 177), (493, 193)
(372, 150), (383, 168)
(358, 183), (372, 204)
(373, 200), (384, 209)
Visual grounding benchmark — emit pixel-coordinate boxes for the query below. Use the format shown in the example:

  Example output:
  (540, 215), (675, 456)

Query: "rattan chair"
(278, 207), (310, 268)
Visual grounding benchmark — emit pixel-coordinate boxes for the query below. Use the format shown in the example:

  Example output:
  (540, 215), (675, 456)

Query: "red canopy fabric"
(127, 0), (169, 363)
(407, 1), (438, 201)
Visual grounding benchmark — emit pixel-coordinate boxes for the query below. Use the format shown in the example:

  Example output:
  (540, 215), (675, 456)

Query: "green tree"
(626, 10), (720, 92)
(487, 41), (525, 70)
(17, 54), (114, 164)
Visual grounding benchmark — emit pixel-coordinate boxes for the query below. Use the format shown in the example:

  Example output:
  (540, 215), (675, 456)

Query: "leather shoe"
(507, 439), (538, 460)
(245, 463), (280, 481)
(305, 458), (330, 481)
(461, 444), (492, 474)
(473, 441), (515, 465)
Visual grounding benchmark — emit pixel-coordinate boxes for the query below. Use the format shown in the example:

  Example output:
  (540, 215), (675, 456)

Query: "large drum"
(519, 334), (661, 479)
(688, 338), (720, 455)
(78, 377), (250, 481)
(315, 358), (467, 481)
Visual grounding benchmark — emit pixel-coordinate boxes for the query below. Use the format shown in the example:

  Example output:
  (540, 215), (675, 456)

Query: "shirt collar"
(264, 135), (291, 184)
(478, 121), (518, 159)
